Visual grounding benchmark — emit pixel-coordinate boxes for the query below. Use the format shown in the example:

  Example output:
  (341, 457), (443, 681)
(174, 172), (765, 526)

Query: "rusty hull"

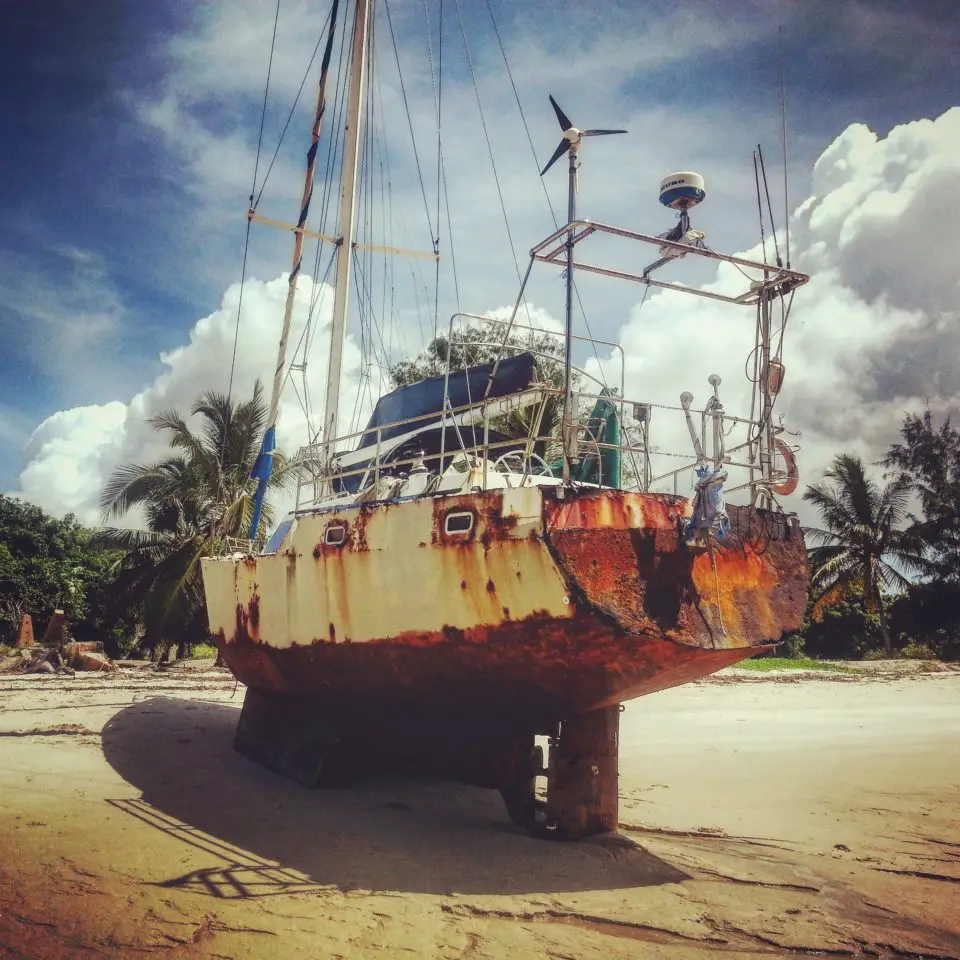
(201, 487), (808, 732)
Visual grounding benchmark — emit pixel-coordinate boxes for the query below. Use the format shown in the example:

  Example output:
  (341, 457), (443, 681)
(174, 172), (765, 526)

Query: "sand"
(1, 666), (957, 959)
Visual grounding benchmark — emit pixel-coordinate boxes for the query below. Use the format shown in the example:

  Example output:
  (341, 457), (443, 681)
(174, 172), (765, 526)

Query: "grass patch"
(738, 657), (854, 673)
(187, 643), (219, 660)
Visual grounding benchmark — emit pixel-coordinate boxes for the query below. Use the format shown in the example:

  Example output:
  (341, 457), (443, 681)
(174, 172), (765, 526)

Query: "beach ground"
(1, 666), (958, 958)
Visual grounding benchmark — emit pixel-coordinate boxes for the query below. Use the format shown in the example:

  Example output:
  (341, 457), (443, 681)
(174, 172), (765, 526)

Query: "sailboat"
(201, 0), (810, 839)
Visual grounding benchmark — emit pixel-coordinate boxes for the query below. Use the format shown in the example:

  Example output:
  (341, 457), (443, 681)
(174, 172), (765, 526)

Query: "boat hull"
(202, 487), (809, 728)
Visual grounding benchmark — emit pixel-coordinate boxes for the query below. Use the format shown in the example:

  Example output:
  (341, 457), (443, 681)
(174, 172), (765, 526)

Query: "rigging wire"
(431, 0), (444, 339)
(481, 0), (608, 391)
(756, 144), (781, 267)
(227, 0), (282, 399)
(753, 150), (768, 264)
(252, 13), (333, 211)
(779, 26), (791, 269)
(451, 0), (525, 292)
(382, 0), (435, 244)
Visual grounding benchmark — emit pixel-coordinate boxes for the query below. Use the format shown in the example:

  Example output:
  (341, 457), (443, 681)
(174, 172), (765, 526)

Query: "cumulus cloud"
(588, 107), (960, 519)
(12, 276), (366, 525)
(11, 108), (960, 531)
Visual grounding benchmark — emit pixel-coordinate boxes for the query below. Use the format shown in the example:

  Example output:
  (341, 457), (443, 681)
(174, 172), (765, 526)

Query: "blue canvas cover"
(357, 352), (537, 449)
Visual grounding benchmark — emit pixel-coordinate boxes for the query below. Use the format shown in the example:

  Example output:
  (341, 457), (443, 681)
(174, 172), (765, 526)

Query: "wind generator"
(540, 95), (626, 482)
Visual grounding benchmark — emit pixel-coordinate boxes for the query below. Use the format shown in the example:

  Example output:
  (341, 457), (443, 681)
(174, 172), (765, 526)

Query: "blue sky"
(0, 0), (957, 514)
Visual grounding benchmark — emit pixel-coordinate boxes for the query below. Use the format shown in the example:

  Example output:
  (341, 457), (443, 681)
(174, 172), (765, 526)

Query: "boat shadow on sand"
(101, 695), (688, 899)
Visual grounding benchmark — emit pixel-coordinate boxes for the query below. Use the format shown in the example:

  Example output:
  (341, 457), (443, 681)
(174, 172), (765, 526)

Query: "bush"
(799, 593), (883, 660)
(862, 648), (898, 661)
(187, 643), (219, 660)
(901, 640), (939, 660)
(777, 633), (806, 659)
(889, 582), (960, 661)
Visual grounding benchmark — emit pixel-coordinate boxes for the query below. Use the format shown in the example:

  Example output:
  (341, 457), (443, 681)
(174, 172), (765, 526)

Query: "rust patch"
(234, 594), (261, 645)
(353, 505), (372, 552)
(545, 493), (808, 650)
(221, 603), (760, 727)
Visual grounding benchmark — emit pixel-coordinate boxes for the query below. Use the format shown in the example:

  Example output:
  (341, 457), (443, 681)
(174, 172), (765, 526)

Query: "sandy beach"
(1, 667), (957, 958)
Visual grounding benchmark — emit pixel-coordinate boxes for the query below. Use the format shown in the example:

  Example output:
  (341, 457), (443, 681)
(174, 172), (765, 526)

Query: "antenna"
(540, 95), (626, 483)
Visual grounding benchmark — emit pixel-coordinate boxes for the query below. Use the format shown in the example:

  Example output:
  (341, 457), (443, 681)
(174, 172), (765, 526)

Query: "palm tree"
(98, 382), (289, 660)
(803, 454), (930, 656)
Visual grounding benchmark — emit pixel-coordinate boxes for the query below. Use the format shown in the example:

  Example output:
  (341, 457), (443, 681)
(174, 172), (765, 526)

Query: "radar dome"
(659, 172), (705, 210)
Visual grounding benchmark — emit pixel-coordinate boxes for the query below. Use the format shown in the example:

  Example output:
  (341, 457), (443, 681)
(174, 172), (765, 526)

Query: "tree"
(883, 410), (960, 582)
(389, 324), (599, 465)
(0, 497), (130, 651)
(802, 454), (930, 656)
(99, 382), (289, 661)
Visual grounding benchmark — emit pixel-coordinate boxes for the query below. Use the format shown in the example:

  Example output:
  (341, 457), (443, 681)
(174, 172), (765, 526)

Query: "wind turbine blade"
(548, 94), (572, 132)
(540, 139), (569, 177)
(583, 129), (627, 136)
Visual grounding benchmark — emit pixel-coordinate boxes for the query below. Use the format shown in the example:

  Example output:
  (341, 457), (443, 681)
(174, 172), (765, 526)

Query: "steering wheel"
(494, 450), (554, 480)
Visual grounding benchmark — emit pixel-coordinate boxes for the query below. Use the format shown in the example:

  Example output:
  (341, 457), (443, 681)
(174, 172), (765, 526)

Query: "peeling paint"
(201, 486), (809, 723)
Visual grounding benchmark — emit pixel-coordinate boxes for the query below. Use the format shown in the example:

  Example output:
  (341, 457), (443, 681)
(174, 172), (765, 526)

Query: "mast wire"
(779, 26), (791, 269)
(227, 0), (282, 400)
(481, 0), (608, 390)
(756, 144), (781, 268)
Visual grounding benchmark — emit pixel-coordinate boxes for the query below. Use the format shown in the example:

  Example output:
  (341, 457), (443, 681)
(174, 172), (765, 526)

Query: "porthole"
(324, 522), (348, 546)
(444, 510), (474, 536)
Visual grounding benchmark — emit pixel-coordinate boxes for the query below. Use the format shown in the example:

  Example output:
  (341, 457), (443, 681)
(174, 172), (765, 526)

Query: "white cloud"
(11, 90), (960, 533)
(589, 107), (960, 521)
(12, 275), (366, 525)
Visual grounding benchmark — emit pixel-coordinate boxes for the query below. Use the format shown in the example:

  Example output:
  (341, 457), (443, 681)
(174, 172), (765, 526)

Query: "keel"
(234, 687), (350, 787)
(499, 705), (620, 840)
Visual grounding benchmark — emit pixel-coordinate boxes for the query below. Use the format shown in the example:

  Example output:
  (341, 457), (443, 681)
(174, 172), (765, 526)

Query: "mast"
(321, 0), (372, 472)
(561, 141), (579, 485)
(249, 0), (342, 539)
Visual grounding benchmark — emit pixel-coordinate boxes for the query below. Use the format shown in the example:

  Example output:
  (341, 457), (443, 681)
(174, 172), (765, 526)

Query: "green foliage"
(187, 643), (219, 660)
(389, 325), (572, 462)
(388, 325), (567, 390)
(0, 496), (134, 652)
(796, 587), (885, 660)
(883, 410), (960, 583)
(888, 580), (960, 661)
(802, 454), (930, 655)
(900, 640), (938, 661)
(99, 382), (288, 661)
(862, 648), (895, 661)
(776, 633), (806, 659)
(738, 657), (853, 673)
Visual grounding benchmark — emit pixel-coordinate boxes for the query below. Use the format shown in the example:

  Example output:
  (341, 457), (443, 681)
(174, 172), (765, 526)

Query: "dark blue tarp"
(357, 352), (536, 450)
(334, 426), (526, 494)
